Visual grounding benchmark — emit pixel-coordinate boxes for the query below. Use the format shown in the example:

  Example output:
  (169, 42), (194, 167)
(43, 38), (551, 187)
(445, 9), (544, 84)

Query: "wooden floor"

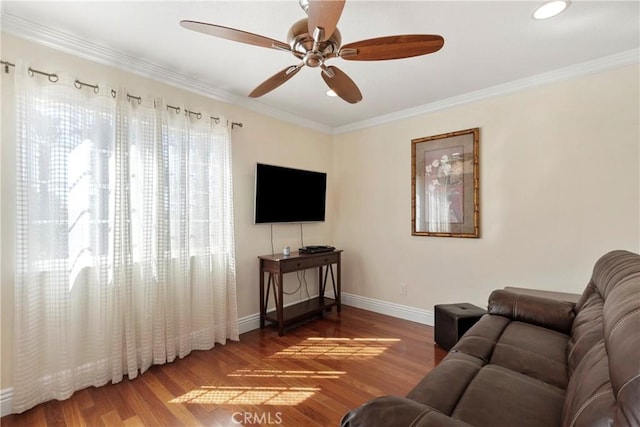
(1, 306), (446, 427)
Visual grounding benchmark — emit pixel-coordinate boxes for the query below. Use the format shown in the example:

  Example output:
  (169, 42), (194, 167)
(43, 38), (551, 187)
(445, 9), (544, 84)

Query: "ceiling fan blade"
(249, 64), (304, 98)
(340, 35), (444, 61)
(307, 0), (346, 42)
(180, 20), (290, 51)
(320, 65), (362, 104)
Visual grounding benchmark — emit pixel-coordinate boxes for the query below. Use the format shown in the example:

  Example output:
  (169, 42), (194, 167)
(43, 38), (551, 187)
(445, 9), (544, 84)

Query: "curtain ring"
(27, 67), (58, 83)
(127, 93), (142, 105)
(186, 109), (201, 119)
(111, 89), (117, 98)
(74, 80), (99, 94)
(1, 60), (15, 74)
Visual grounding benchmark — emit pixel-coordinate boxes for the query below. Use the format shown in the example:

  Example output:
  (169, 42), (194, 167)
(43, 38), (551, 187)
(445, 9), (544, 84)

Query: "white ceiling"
(2, 1), (639, 132)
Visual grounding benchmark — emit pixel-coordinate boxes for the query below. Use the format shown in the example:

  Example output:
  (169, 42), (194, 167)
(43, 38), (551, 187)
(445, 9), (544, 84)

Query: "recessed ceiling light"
(533, 1), (569, 20)
(326, 89), (338, 97)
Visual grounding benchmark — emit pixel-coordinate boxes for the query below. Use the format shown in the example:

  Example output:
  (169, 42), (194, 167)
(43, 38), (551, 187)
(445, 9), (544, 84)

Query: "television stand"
(258, 250), (342, 336)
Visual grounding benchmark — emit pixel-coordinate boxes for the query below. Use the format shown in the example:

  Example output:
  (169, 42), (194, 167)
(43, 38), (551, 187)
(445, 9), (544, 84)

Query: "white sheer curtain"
(12, 63), (238, 413)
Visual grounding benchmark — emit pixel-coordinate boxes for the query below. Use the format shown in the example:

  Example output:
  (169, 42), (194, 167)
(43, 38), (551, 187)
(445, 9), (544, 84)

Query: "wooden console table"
(258, 250), (342, 336)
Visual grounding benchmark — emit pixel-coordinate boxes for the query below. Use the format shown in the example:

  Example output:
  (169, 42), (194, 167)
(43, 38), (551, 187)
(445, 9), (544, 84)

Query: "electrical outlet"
(400, 283), (407, 296)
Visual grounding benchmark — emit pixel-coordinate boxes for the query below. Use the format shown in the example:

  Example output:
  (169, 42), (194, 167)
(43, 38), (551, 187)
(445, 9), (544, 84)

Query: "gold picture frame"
(411, 128), (479, 238)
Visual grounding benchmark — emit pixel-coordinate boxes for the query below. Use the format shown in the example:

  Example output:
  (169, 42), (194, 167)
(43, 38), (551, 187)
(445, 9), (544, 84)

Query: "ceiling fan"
(180, 0), (444, 104)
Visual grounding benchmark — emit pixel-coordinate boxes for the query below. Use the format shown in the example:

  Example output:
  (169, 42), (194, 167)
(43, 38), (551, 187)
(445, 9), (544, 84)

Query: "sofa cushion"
(451, 364), (565, 427)
(449, 315), (510, 362)
(407, 352), (484, 415)
(490, 321), (569, 389)
(454, 315), (570, 389)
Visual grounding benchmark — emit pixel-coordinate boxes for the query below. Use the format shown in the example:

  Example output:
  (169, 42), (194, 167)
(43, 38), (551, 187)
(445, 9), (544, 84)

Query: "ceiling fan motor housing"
(287, 18), (341, 67)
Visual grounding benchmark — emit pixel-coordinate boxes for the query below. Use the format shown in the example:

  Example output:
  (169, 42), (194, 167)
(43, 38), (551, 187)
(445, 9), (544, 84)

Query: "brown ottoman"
(434, 303), (486, 351)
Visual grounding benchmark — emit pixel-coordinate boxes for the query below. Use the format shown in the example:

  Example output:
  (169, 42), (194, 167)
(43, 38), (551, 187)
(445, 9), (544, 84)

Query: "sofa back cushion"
(566, 283), (604, 377)
(563, 250), (640, 427)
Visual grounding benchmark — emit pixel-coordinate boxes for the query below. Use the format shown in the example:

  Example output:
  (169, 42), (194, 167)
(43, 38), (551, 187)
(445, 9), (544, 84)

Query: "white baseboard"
(238, 312), (261, 335)
(238, 292), (434, 337)
(339, 292), (434, 326)
(1, 387), (13, 417)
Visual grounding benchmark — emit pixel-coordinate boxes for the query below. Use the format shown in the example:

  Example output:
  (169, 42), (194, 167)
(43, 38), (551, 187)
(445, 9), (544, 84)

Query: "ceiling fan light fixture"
(533, 1), (569, 20)
(326, 89), (338, 97)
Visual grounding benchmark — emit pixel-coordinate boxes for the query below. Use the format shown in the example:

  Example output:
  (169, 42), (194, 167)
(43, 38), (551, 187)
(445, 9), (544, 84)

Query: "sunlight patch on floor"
(170, 386), (320, 406)
(228, 369), (346, 379)
(269, 337), (401, 359)
(169, 337), (401, 406)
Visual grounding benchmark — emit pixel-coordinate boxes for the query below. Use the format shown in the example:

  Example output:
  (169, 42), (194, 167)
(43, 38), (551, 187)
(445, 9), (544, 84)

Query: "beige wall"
(333, 64), (640, 310)
(0, 34), (334, 390)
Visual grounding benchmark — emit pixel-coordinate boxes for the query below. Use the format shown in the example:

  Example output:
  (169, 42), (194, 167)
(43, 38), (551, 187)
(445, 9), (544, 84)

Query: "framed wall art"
(411, 128), (479, 238)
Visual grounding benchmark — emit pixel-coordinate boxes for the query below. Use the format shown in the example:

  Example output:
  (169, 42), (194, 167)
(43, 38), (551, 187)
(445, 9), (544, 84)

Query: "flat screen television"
(254, 163), (327, 224)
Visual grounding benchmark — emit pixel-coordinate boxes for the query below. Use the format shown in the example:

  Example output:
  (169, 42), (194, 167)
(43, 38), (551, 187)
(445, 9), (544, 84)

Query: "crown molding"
(333, 48), (640, 135)
(0, 12), (334, 135)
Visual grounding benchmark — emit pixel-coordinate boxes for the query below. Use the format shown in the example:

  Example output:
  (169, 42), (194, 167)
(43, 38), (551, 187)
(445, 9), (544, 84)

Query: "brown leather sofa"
(341, 250), (640, 427)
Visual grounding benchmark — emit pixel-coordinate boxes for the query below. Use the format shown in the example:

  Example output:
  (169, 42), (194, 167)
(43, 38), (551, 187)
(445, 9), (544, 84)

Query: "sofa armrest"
(341, 396), (472, 427)
(488, 289), (575, 334)
(503, 286), (581, 304)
